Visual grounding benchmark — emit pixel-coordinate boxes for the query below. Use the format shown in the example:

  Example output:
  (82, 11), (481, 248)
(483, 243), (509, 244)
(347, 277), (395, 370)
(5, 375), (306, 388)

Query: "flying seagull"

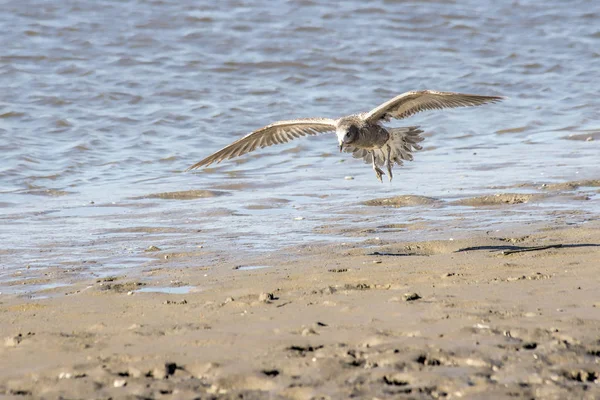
(186, 90), (503, 182)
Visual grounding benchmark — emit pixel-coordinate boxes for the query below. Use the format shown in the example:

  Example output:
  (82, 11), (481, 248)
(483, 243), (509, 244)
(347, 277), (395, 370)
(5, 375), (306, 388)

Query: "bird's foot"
(374, 167), (385, 183)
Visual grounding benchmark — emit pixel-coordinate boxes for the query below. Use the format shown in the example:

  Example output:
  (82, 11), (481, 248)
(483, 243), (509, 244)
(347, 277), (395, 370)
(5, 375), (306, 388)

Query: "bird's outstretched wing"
(186, 118), (337, 170)
(364, 90), (504, 123)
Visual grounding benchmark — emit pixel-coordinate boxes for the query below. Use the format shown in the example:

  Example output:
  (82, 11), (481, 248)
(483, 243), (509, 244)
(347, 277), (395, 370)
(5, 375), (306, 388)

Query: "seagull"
(186, 90), (503, 182)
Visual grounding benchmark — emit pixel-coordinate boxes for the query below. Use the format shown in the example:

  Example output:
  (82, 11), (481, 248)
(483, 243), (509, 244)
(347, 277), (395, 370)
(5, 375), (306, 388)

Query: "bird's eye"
(348, 125), (358, 138)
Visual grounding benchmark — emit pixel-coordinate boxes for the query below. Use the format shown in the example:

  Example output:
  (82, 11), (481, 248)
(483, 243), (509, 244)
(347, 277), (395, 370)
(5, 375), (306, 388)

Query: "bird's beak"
(339, 143), (344, 152)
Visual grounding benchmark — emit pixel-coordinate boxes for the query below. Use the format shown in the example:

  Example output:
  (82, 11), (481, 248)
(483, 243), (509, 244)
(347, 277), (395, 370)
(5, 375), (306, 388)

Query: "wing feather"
(365, 90), (504, 122)
(186, 118), (336, 170)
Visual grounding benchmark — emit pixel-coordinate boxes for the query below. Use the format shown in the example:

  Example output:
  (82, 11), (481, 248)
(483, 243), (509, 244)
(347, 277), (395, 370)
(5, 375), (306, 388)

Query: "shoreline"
(2, 176), (599, 299)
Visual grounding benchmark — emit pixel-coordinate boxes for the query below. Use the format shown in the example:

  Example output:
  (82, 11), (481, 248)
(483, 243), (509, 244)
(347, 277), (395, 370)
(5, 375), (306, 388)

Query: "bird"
(186, 90), (504, 182)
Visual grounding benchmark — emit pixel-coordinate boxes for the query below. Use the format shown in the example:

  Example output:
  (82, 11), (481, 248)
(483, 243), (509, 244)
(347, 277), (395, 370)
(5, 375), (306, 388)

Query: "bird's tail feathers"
(346, 126), (424, 166)
(385, 126), (424, 165)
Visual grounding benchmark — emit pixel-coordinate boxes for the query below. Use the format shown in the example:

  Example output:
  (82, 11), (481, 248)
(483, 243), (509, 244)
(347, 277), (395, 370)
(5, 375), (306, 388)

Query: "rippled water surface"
(1, 0), (599, 290)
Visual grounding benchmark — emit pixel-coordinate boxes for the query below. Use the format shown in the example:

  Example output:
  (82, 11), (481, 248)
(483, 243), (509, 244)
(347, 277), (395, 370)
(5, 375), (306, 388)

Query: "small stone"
(322, 286), (336, 295)
(145, 245), (161, 252)
(259, 293), (275, 302)
(128, 366), (143, 379)
(374, 283), (391, 290)
(465, 358), (488, 367)
(207, 385), (220, 394)
(113, 379), (127, 388)
(403, 292), (421, 302)
(294, 217), (305, 221)
(4, 336), (21, 347)
(344, 176), (354, 180)
(151, 363), (178, 379)
(58, 372), (73, 379)
(301, 328), (318, 336)
(224, 297), (234, 303)
(186, 362), (219, 379)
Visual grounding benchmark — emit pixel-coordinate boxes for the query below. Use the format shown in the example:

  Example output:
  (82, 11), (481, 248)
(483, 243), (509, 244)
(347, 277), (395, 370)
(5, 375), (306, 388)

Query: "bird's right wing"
(186, 118), (337, 170)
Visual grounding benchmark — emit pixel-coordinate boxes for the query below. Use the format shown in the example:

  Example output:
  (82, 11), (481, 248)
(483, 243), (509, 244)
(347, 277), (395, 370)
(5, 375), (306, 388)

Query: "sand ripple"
(133, 190), (227, 200)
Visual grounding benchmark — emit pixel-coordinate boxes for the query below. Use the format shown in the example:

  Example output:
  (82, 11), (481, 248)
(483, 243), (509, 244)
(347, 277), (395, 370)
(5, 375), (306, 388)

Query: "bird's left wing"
(186, 118), (337, 170)
(364, 90), (504, 123)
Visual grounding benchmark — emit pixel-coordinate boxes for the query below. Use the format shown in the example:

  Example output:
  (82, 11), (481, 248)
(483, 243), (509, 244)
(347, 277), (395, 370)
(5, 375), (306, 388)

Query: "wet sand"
(2, 220), (600, 399)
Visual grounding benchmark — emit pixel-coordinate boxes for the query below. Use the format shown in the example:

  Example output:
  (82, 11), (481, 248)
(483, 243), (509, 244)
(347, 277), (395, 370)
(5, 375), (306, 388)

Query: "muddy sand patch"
(132, 190), (227, 200)
(561, 131), (600, 141)
(542, 179), (600, 191)
(452, 193), (545, 207)
(363, 195), (441, 207)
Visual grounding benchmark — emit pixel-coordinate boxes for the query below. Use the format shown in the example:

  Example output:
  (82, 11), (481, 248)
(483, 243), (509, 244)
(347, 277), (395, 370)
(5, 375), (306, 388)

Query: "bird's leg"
(371, 151), (384, 183)
(385, 145), (393, 182)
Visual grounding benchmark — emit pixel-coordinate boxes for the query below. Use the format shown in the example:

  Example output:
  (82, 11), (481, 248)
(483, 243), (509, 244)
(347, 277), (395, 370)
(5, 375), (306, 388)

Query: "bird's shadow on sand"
(455, 243), (600, 254)
(368, 251), (425, 257)
(369, 244), (600, 257)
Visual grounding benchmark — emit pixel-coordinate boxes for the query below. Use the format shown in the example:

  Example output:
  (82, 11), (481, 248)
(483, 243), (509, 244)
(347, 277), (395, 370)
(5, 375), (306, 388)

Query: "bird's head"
(337, 124), (359, 152)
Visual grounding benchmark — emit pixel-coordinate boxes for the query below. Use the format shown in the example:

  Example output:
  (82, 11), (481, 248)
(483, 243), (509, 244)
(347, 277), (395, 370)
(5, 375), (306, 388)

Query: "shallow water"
(1, 0), (599, 291)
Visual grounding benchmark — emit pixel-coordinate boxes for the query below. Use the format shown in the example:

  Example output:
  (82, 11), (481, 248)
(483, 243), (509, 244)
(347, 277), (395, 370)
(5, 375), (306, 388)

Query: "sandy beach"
(2, 217), (599, 399)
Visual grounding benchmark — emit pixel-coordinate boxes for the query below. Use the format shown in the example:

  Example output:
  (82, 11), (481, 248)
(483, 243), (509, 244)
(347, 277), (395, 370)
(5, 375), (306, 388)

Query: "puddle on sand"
(34, 282), (71, 291)
(10, 282), (74, 300)
(233, 265), (272, 271)
(1, 281), (71, 295)
(136, 285), (197, 294)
